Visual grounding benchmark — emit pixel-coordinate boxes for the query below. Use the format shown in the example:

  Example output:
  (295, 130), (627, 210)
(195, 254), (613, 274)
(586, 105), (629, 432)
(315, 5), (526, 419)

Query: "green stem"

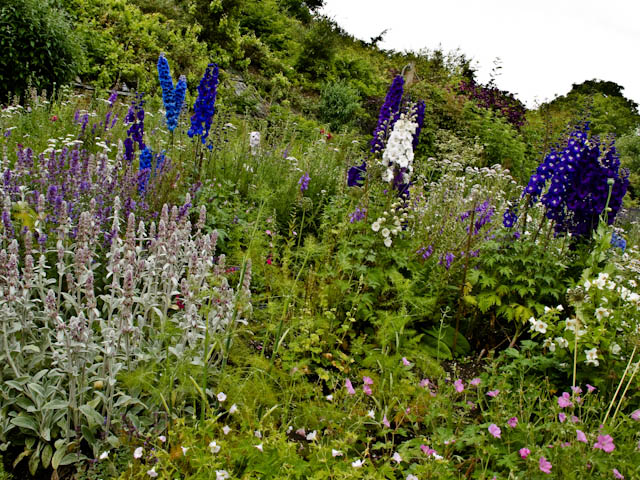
(604, 344), (636, 424)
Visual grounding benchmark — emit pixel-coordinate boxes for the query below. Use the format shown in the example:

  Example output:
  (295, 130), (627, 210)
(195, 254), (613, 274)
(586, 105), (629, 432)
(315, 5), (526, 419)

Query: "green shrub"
(318, 81), (361, 131)
(0, 0), (83, 101)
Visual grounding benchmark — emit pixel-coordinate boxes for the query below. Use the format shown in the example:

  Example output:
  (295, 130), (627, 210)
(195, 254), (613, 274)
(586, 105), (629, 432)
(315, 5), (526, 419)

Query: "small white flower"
(332, 449), (343, 457)
(367, 409), (375, 419)
(216, 470), (230, 480)
(557, 304), (564, 311)
(147, 467), (158, 478)
(222, 425), (231, 435)
(351, 459), (365, 468)
(326, 394), (333, 401)
(585, 347), (599, 367)
(384, 237), (392, 248)
(530, 319), (547, 334)
(99, 451), (109, 460)
(229, 403), (238, 414)
(254, 430), (262, 439)
(392, 452), (403, 463)
(381, 227), (390, 238)
(611, 343), (621, 355)
(217, 392), (227, 402)
(133, 447), (143, 459)
(181, 446), (189, 456)
(158, 435), (166, 443)
(594, 307), (610, 321)
(209, 441), (221, 453)
(407, 475), (419, 480)
(255, 443), (263, 452)
(372, 221), (381, 232)
(306, 430), (317, 441)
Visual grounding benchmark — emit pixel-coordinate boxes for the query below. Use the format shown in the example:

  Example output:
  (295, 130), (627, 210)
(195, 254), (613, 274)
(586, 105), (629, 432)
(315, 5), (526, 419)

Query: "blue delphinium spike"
(188, 64), (219, 144)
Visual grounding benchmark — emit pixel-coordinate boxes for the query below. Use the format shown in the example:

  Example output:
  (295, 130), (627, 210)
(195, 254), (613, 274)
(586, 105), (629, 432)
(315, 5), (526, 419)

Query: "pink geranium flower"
(613, 468), (625, 479)
(576, 430), (588, 443)
(594, 434), (615, 453)
(586, 384), (596, 393)
(419, 378), (430, 388)
(631, 409), (640, 421)
(363, 384), (372, 395)
(401, 357), (411, 366)
(507, 417), (518, 428)
(382, 415), (390, 428)
(454, 379), (464, 393)
(470, 377), (481, 386)
(363, 376), (373, 385)
(345, 378), (356, 395)
(519, 448), (530, 459)
(558, 413), (567, 422)
(488, 424), (501, 438)
(486, 390), (500, 398)
(558, 392), (573, 408)
(539, 456), (552, 474)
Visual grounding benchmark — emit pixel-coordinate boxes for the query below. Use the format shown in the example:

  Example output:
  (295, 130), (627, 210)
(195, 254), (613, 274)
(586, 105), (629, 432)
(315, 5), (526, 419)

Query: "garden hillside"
(1, 1), (640, 479)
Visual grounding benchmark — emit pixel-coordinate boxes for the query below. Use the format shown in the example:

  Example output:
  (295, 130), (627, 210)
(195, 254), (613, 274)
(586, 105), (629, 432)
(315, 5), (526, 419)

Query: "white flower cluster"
(371, 200), (410, 248)
(381, 114), (418, 184)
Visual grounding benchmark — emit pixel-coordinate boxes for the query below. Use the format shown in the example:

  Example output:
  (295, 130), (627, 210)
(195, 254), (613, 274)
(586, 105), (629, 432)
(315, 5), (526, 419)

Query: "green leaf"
(42, 400), (68, 410)
(78, 405), (103, 427)
(41, 444), (53, 469)
(11, 416), (38, 432)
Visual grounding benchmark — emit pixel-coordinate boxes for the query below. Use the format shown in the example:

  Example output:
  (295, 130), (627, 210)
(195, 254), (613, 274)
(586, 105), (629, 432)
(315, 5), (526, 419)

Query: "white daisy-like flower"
(209, 441), (221, 454)
(216, 470), (230, 480)
(611, 343), (621, 355)
(217, 392), (227, 402)
(229, 404), (238, 414)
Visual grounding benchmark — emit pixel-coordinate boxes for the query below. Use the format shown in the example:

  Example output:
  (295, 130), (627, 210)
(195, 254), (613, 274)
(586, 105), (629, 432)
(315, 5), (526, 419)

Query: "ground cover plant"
(1, 14), (640, 480)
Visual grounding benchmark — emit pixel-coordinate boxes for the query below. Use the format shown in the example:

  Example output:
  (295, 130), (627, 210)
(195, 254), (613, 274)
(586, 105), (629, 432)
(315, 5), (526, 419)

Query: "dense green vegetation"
(1, 1), (639, 479)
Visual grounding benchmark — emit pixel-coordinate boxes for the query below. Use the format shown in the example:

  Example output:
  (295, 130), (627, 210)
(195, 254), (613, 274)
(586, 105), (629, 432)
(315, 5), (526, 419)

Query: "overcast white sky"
(320, 0), (640, 108)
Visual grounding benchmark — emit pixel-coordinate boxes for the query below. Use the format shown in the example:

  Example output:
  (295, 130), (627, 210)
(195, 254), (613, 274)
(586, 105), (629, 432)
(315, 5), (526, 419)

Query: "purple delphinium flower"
(298, 172), (310, 193)
(347, 160), (367, 187)
(349, 206), (366, 223)
(370, 75), (404, 154)
(188, 63), (219, 145)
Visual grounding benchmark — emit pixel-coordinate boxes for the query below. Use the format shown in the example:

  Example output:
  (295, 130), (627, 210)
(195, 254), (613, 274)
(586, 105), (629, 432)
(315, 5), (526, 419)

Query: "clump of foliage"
(0, 0), (83, 101)
(459, 78), (527, 129)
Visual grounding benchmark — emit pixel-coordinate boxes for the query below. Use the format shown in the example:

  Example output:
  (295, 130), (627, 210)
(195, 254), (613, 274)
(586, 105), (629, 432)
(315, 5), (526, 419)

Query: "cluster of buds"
(371, 200), (410, 247)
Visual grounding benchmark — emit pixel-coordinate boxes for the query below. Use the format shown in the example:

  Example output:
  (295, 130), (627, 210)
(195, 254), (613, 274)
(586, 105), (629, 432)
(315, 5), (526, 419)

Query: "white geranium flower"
(133, 447), (143, 459)
(351, 459), (365, 468)
(381, 228), (390, 238)
(209, 441), (221, 453)
(222, 425), (231, 435)
(594, 307), (610, 321)
(217, 392), (227, 402)
(611, 343), (621, 355)
(332, 449), (343, 457)
(555, 336), (569, 349)
(384, 237), (392, 248)
(216, 470), (230, 480)
(229, 403), (238, 414)
(585, 347), (599, 366)
(372, 221), (381, 232)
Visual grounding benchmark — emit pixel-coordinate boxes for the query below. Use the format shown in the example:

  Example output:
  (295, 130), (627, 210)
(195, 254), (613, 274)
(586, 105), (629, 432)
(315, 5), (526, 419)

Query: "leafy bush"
(318, 81), (362, 131)
(0, 0), (83, 101)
